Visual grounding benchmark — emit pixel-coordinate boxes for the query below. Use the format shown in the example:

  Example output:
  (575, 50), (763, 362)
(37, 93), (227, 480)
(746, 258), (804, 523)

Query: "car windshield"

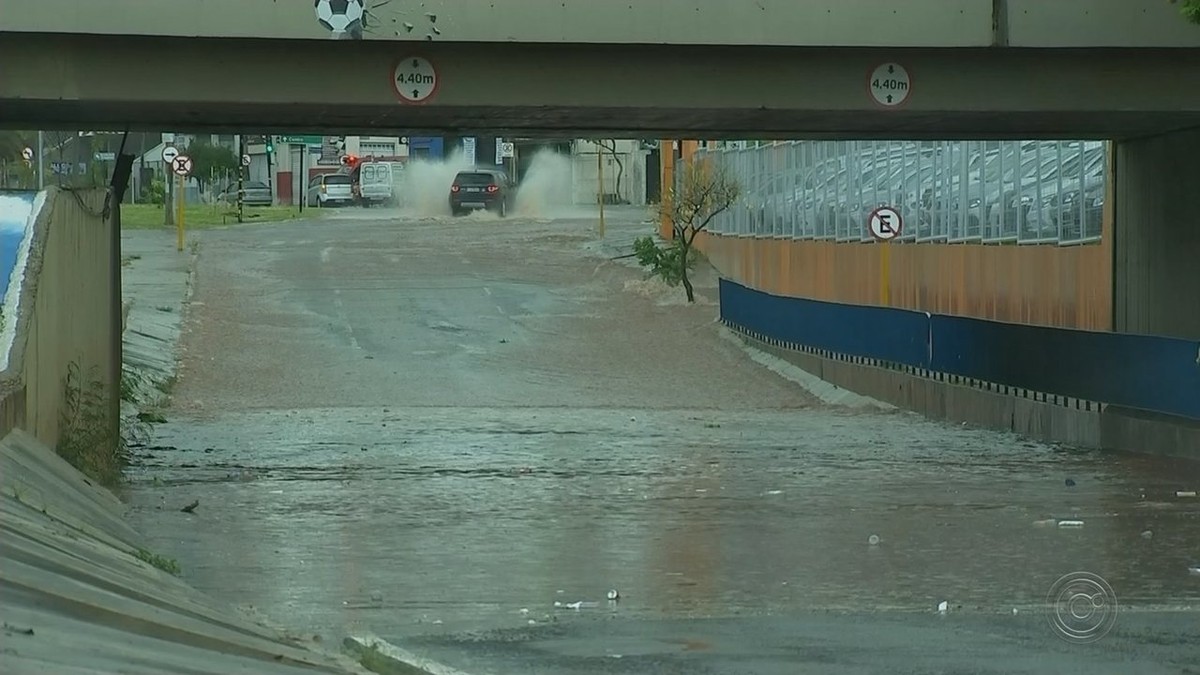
(455, 172), (495, 185)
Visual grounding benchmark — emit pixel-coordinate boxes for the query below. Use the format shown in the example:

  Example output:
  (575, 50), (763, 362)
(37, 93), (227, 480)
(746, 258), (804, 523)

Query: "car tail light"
(450, 184), (460, 193)
(486, 184), (499, 193)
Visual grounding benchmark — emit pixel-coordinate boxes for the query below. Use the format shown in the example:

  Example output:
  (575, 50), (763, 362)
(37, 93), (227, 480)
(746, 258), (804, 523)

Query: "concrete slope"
(0, 428), (369, 675)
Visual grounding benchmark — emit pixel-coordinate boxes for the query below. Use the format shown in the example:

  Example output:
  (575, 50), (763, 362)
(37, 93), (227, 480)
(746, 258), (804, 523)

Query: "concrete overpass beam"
(2, 34), (1200, 138)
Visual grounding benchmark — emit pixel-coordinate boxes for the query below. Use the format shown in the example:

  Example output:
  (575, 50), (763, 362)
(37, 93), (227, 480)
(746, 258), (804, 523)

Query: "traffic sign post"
(392, 56), (438, 104)
(868, 62), (911, 107)
(868, 206), (903, 306)
(171, 154), (192, 252)
(161, 146), (179, 228)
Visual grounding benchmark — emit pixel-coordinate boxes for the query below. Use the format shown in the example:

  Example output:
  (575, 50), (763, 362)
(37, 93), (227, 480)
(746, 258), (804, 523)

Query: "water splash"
(514, 149), (583, 219)
(396, 150), (473, 217)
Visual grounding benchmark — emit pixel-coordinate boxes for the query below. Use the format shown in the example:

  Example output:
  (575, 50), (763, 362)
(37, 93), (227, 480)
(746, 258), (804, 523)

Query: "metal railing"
(699, 140), (1107, 246)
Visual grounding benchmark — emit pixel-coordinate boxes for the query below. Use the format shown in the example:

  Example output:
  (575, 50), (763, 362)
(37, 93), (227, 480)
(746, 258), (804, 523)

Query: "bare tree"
(658, 158), (740, 303)
(596, 139), (625, 204)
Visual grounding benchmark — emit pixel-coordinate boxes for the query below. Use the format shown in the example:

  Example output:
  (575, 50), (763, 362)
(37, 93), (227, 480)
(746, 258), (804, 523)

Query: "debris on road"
(180, 499), (199, 513)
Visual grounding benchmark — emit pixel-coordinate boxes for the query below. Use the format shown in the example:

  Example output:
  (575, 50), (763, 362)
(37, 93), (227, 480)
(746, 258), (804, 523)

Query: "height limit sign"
(868, 62), (911, 107)
(393, 56), (438, 104)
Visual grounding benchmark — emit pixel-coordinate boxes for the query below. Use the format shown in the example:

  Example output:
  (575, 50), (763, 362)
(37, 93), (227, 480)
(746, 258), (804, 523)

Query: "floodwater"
(121, 208), (1200, 661)
(127, 406), (1200, 642)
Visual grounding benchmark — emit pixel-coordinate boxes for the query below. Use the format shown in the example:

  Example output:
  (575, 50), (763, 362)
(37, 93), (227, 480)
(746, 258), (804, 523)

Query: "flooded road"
(124, 208), (1200, 673)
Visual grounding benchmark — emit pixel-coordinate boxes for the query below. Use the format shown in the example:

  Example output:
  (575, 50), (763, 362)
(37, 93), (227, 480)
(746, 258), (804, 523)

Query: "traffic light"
(265, 137), (274, 153)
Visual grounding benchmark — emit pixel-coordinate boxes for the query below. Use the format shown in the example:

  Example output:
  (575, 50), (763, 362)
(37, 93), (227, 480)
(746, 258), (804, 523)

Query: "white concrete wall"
(571, 141), (647, 206)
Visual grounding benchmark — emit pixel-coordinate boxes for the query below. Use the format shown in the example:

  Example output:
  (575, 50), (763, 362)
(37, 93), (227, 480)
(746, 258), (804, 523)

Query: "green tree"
(641, 158), (740, 303)
(1172, 0), (1200, 23)
(183, 137), (237, 194)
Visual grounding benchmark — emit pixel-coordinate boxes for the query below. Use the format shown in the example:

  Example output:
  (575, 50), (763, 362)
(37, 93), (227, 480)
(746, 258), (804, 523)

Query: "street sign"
(279, 135), (323, 145)
(393, 56), (438, 104)
(94, 151), (115, 161)
(499, 142), (515, 158)
(868, 206), (903, 241)
(171, 154), (193, 177)
(868, 62), (911, 107)
(462, 137), (476, 165)
(161, 146), (179, 164)
(241, 154), (252, 167)
(51, 162), (73, 175)
(21, 147), (33, 161)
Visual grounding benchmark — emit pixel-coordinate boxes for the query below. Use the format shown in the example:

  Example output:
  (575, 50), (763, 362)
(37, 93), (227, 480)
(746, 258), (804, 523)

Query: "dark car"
(449, 169), (514, 217)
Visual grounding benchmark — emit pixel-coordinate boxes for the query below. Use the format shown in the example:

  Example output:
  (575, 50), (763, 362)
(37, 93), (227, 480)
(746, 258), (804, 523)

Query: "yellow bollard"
(176, 174), (185, 252)
(597, 147), (605, 239)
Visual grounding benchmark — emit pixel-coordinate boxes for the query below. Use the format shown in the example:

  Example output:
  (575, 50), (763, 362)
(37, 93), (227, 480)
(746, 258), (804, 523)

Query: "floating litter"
(1057, 520), (1085, 528)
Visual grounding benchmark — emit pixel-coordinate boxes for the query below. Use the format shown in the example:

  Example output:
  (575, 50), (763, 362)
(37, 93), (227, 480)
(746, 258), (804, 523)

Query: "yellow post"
(880, 242), (891, 306)
(176, 173), (185, 252)
(660, 140), (674, 240)
(596, 145), (605, 238)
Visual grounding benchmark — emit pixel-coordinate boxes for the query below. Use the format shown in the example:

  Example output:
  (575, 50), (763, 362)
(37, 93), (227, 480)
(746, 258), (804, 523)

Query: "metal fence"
(697, 140), (1108, 246)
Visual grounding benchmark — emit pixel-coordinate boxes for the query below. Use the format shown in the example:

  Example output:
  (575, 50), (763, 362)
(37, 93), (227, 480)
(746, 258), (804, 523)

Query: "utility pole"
(237, 134), (245, 223)
(36, 130), (44, 189)
(265, 135), (275, 205)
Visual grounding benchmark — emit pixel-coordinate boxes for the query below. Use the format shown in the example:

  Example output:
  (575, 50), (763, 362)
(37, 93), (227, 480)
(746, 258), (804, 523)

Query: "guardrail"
(720, 279), (1200, 421)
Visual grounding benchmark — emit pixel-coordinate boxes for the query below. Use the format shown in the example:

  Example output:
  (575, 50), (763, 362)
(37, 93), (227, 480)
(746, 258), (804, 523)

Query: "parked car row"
(215, 160), (402, 209)
(716, 140), (1106, 244)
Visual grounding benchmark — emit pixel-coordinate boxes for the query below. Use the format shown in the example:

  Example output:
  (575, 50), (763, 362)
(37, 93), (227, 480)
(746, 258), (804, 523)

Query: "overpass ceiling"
(3, 34), (1199, 140)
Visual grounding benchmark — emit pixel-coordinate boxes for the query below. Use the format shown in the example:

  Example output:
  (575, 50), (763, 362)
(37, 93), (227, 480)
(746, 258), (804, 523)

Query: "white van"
(356, 161), (394, 206)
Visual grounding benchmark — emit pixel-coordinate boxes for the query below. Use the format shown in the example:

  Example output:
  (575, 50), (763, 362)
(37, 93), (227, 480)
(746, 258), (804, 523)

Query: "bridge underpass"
(3, 3), (1200, 674)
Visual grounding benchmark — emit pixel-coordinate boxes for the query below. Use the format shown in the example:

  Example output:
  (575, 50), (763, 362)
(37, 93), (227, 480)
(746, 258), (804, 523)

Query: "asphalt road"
(124, 206), (1200, 674)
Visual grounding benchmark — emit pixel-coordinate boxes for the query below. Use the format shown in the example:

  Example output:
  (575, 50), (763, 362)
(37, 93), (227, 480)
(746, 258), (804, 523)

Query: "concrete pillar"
(659, 139), (674, 239)
(1113, 128), (1200, 340)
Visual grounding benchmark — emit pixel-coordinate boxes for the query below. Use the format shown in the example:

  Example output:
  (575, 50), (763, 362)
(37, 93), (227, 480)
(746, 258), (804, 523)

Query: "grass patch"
(119, 203), (310, 230)
(349, 641), (421, 675)
(134, 548), (181, 576)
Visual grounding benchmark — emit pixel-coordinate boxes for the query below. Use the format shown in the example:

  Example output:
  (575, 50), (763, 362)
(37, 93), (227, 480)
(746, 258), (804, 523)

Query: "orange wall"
(665, 139), (1114, 331)
(696, 233), (1113, 331)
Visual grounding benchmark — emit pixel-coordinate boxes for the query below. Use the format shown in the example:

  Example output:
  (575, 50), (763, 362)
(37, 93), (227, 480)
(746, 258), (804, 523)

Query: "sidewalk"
(120, 229), (192, 408)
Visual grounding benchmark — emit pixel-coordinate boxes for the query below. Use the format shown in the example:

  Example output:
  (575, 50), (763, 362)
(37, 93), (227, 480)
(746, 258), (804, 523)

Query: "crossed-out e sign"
(868, 206), (902, 241)
(393, 56), (438, 104)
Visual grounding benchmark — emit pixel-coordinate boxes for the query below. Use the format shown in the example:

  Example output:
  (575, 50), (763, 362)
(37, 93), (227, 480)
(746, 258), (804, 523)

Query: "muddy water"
(126, 405), (1200, 641)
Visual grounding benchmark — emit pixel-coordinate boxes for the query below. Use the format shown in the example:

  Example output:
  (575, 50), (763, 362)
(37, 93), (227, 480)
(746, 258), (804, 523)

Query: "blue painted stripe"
(719, 278), (1200, 421)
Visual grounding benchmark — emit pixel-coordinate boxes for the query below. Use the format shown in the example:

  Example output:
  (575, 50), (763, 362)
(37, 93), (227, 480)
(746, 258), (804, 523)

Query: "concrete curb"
(1, 428), (371, 674)
(343, 635), (473, 675)
(718, 326), (895, 411)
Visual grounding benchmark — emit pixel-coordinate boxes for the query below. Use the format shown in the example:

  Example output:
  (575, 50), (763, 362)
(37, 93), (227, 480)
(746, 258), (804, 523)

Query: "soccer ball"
(314, 0), (365, 39)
